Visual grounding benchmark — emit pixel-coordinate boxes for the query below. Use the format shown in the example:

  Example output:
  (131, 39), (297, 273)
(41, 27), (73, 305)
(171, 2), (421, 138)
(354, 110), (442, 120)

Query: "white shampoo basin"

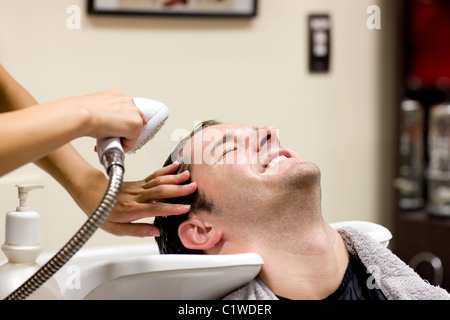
(33, 221), (390, 300)
(38, 245), (263, 300)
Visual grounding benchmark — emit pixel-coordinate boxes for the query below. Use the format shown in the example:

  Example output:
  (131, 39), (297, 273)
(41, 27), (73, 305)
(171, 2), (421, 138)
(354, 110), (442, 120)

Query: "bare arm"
(0, 65), (145, 175)
(0, 65), (196, 237)
(0, 64), (88, 176)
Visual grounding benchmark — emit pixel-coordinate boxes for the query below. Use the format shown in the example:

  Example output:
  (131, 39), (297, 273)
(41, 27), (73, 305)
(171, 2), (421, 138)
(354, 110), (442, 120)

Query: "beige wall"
(0, 0), (402, 255)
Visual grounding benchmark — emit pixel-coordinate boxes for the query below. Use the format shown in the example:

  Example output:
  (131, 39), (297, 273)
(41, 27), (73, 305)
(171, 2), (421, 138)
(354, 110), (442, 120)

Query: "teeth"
(266, 155), (287, 168)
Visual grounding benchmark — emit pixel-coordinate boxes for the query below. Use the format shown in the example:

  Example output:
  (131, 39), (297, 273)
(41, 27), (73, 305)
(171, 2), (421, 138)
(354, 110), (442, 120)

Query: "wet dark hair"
(154, 120), (222, 254)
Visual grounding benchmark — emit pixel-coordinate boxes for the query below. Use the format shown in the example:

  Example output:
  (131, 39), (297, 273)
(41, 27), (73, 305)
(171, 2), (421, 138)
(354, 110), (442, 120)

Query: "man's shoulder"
(222, 278), (278, 300)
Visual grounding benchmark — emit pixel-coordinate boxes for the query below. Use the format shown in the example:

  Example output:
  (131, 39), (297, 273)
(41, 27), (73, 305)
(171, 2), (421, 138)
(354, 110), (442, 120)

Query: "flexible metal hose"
(5, 163), (124, 300)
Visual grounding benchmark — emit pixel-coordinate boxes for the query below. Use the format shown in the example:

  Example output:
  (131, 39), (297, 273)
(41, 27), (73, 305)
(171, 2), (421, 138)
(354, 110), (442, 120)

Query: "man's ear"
(178, 216), (222, 251)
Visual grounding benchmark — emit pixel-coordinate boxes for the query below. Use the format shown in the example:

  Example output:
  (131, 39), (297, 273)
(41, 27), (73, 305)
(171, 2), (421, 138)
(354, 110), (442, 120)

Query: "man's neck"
(257, 221), (349, 300)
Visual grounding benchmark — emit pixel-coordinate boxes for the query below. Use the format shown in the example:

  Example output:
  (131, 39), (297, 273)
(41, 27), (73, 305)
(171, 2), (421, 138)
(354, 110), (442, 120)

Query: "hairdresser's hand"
(66, 89), (147, 153)
(78, 161), (197, 237)
(103, 161), (197, 237)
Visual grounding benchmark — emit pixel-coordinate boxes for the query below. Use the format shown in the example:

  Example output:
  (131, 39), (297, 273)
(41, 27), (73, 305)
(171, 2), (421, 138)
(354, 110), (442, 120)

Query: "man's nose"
(257, 126), (280, 152)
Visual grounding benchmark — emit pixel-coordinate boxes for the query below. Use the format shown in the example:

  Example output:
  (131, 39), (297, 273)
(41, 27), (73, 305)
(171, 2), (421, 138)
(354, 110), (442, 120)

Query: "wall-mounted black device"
(308, 14), (331, 73)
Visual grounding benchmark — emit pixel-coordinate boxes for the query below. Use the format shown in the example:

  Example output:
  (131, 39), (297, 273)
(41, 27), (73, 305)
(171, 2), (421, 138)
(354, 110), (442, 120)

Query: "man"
(155, 120), (450, 300)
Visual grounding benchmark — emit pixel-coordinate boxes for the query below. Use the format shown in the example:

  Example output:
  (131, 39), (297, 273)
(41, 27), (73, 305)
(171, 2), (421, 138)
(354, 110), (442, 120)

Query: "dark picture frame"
(87, 0), (257, 18)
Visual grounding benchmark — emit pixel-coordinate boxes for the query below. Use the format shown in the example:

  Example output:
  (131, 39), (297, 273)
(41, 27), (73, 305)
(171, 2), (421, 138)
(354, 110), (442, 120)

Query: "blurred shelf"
(395, 210), (450, 290)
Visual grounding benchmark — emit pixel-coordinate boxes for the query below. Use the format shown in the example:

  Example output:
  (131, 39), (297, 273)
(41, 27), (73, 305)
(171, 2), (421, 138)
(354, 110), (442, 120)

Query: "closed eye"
(221, 146), (238, 158)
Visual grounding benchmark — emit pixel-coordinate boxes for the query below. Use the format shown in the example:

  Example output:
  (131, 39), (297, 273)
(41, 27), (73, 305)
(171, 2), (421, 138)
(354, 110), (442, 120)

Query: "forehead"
(177, 124), (256, 164)
(197, 124), (256, 140)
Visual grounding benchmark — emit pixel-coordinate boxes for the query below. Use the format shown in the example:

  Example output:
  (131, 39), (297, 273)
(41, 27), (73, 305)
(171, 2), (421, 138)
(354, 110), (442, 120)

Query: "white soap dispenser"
(0, 184), (62, 300)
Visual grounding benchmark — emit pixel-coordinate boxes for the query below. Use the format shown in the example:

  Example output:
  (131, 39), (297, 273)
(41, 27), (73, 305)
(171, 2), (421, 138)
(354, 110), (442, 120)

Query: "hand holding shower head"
(127, 98), (169, 154)
(97, 97), (169, 172)
(4, 98), (169, 300)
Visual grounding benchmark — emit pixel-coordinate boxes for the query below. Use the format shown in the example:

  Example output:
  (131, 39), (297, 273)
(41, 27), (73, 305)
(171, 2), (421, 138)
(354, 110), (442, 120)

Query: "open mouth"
(261, 153), (290, 174)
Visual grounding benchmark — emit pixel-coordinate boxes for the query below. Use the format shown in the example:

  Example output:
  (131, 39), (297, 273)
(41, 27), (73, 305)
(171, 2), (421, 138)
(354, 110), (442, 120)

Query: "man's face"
(178, 124), (321, 223)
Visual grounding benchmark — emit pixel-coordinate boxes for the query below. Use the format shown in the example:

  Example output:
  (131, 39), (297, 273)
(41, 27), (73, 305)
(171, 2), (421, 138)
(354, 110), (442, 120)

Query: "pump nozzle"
(16, 184), (44, 212)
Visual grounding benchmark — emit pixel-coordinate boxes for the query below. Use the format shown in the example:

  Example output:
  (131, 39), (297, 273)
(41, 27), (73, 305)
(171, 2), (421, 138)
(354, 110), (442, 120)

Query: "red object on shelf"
(408, 0), (450, 88)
